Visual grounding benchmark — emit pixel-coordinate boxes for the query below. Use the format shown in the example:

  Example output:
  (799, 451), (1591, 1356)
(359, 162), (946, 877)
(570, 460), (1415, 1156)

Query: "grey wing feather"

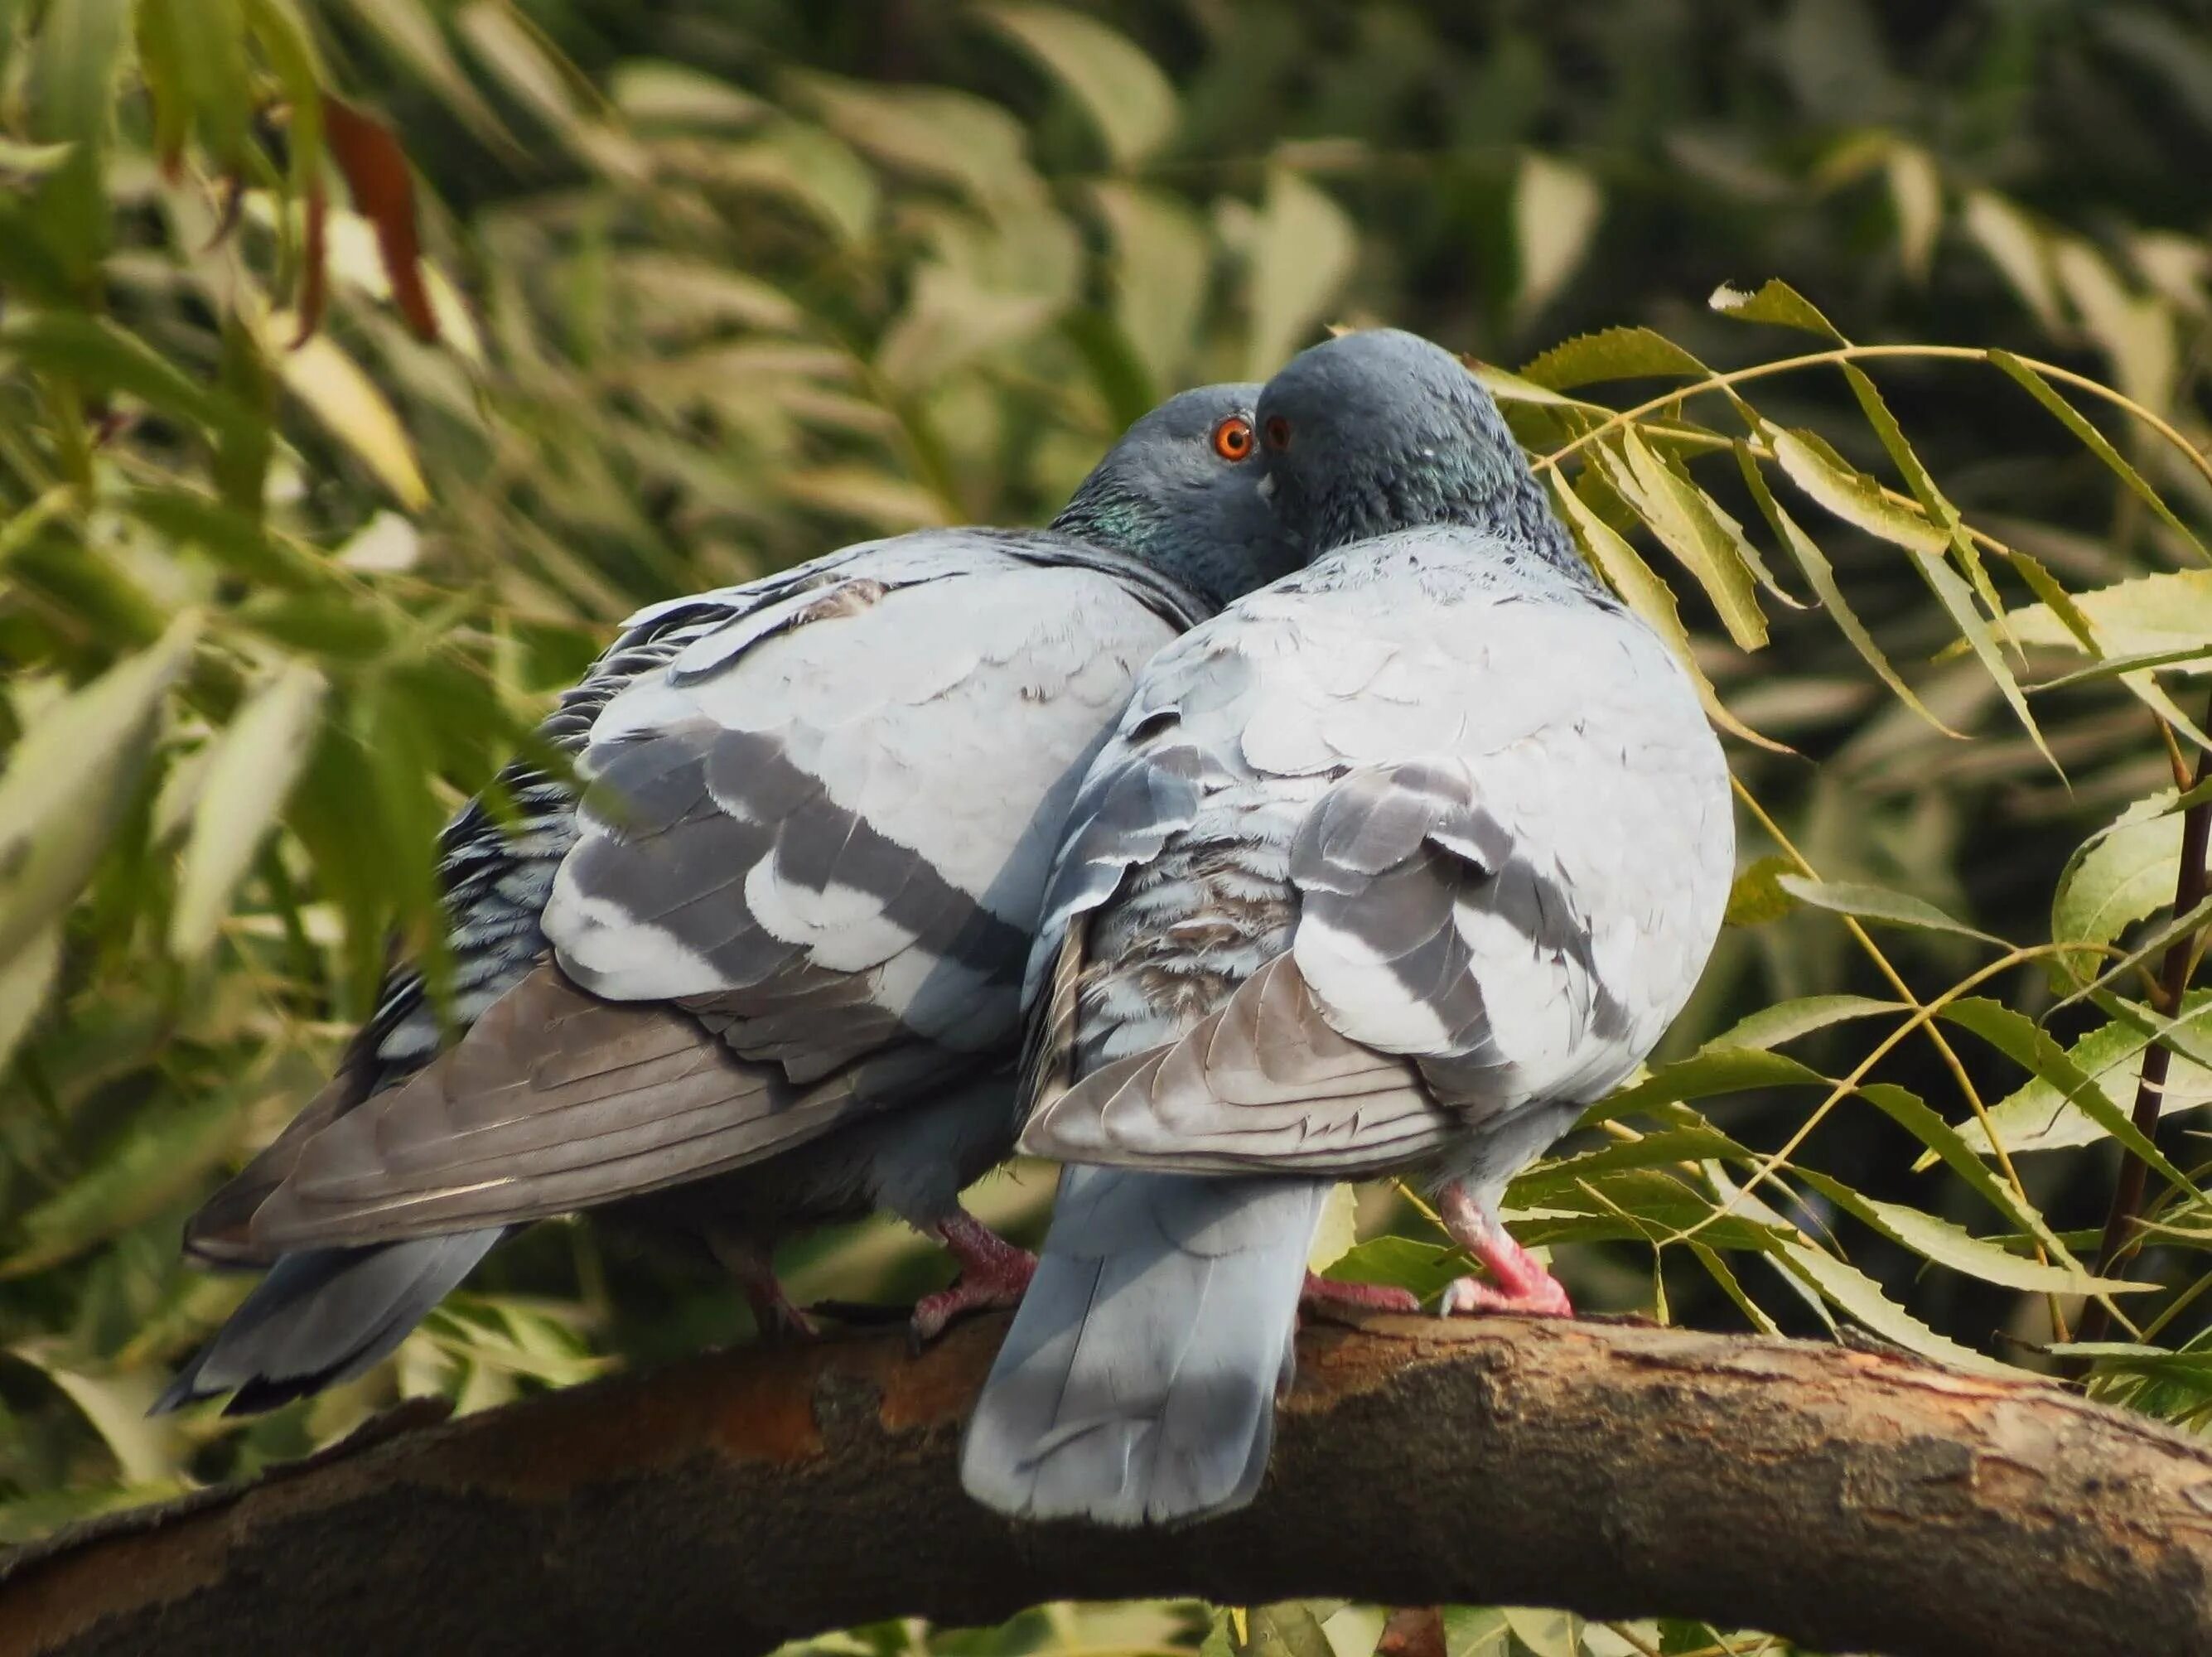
(150, 1232), (497, 1415)
(959, 1167), (1326, 1526)
(241, 966), (924, 1249)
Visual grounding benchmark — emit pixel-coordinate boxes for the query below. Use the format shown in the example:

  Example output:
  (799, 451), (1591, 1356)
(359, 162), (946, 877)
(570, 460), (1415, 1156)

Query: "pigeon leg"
(1434, 1181), (1572, 1318)
(1301, 1273), (1420, 1315)
(708, 1233), (817, 1341)
(910, 1210), (1036, 1345)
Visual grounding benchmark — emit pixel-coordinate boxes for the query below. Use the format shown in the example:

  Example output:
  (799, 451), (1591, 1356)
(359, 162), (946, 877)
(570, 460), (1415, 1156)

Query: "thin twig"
(2078, 684), (2212, 1345)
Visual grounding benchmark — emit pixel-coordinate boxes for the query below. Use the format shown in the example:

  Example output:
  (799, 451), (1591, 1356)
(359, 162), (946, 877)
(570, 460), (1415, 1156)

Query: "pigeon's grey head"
(1255, 329), (1585, 577)
(1050, 384), (1302, 608)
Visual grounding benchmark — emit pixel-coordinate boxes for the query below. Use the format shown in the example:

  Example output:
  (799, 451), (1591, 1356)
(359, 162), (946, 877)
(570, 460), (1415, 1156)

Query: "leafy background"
(7, 2), (2212, 1653)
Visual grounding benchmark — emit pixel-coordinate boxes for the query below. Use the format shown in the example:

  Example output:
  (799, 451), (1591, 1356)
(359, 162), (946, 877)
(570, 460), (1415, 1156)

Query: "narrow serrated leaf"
(1736, 441), (1957, 733)
(1707, 278), (1847, 341)
(1713, 994), (1904, 1052)
(1517, 326), (1707, 390)
(1775, 874), (1997, 941)
(1988, 350), (2206, 559)
(1611, 431), (1768, 649)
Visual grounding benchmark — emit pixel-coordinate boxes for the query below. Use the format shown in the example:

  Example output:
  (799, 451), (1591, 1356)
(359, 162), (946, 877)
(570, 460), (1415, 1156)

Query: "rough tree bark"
(3, 1313), (2210, 1657)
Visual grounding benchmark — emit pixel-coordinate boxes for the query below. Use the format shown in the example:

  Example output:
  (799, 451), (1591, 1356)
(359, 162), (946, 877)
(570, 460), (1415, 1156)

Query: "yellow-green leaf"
(0, 614), (200, 965)
(1885, 142), (1943, 282)
(1514, 151), (1602, 321)
(978, 3), (1176, 167)
(0, 922), (61, 1076)
(1964, 191), (2063, 333)
(1245, 167), (1355, 379)
(1610, 429), (1767, 649)
(170, 661), (326, 958)
(1707, 278), (1847, 342)
(1518, 326), (1705, 391)
(276, 327), (430, 508)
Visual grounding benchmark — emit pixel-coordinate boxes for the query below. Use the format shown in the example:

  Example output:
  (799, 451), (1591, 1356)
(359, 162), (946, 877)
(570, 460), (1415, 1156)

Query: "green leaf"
(1607, 431), (1767, 650)
(1767, 424), (1946, 555)
(2, 313), (255, 444)
(2004, 569), (2212, 665)
(1089, 182), (1210, 395)
(1885, 143), (1943, 282)
(1987, 350), (2207, 560)
(1583, 1046), (1826, 1126)
(1243, 1605), (1337, 1657)
(1939, 998), (2195, 1192)
(1323, 1235), (1465, 1304)
(1736, 441), (1955, 732)
(170, 662), (327, 958)
(1859, 1082), (2080, 1264)
(1774, 873), (1997, 942)
(2055, 790), (2185, 949)
(1794, 1169), (2147, 1296)
(1769, 1234), (2024, 1377)
(1712, 994), (1904, 1052)
(611, 60), (765, 130)
(1514, 150), (1603, 321)
(31, 0), (131, 146)
(1964, 191), (2064, 333)
(0, 1085), (241, 1277)
(1958, 994), (2212, 1158)
(278, 331), (430, 508)
(0, 921), (62, 1076)
(978, 4), (1176, 167)
(1707, 278), (1847, 341)
(1548, 472), (1787, 753)
(1518, 326), (1707, 390)
(0, 614), (200, 965)
(1305, 1183), (1357, 1273)
(1244, 167), (1355, 380)
(1723, 853), (1799, 927)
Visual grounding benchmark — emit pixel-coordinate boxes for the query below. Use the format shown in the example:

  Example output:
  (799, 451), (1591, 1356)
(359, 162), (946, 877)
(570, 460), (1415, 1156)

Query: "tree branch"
(6, 1315), (2211, 1657)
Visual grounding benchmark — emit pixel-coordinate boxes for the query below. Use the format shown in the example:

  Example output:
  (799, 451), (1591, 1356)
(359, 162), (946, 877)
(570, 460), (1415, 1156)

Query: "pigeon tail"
(152, 1230), (499, 1416)
(960, 1167), (1327, 1526)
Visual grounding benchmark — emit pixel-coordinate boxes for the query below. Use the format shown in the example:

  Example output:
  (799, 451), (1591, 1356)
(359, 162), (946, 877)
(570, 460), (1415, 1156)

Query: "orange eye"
(1263, 416), (1292, 451)
(1211, 415), (1254, 461)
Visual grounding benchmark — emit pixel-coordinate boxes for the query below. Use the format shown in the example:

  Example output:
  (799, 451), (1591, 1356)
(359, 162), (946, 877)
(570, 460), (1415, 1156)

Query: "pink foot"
(1301, 1271), (1421, 1315)
(1436, 1184), (1574, 1319)
(712, 1234), (818, 1341)
(910, 1210), (1037, 1345)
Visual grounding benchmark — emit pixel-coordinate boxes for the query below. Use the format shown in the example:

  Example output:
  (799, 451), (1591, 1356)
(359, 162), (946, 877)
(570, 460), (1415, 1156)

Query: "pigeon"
(155, 383), (1298, 1414)
(960, 329), (1734, 1526)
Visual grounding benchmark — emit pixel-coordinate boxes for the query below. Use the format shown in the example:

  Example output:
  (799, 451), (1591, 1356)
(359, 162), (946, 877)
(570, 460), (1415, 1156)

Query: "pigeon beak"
(1256, 473), (1277, 504)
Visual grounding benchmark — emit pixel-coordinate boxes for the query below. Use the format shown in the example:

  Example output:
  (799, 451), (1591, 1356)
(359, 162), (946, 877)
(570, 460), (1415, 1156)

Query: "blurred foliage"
(7, 2), (2212, 1653)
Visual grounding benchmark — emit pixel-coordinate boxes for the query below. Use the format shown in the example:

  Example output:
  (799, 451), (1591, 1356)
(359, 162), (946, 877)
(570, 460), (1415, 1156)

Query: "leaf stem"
(2077, 685), (2212, 1344)
(1533, 344), (2212, 500)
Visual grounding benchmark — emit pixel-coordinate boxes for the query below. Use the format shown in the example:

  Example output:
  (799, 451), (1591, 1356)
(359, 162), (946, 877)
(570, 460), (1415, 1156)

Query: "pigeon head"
(1050, 384), (1302, 608)
(1255, 328), (1587, 578)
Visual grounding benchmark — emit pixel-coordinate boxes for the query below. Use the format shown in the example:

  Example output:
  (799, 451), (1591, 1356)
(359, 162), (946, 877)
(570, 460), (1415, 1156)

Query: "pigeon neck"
(1050, 492), (1234, 610)
(1315, 461), (1598, 589)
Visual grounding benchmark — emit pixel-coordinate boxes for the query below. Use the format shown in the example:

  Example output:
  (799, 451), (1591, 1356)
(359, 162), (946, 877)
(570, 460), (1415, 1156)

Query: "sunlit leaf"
(1583, 1045), (1825, 1126)
(1518, 326), (1706, 391)
(1885, 143), (1943, 282)
(1736, 441), (1954, 732)
(171, 662), (326, 958)
(0, 922), (62, 1076)
(1607, 429), (1767, 650)
(1245, 167), (1355, 380)
(1712, 994), (1903, 1052)
(1722, 854), (1799, 927)
(1769, 1234), (2024, 1377)
(611, 60), (765, 130)
(1514, 151), (1603, 321)
(1987, 351), (2207, 559)
(1089, 182), (1211, 395)
(1774, 873), (1997, 941)
(1939, 997), (2195, 1191)
(978, 4), (1176, 167)
(1964, 191), (2064, 333)
(1794, 1169), (2147, 1295)
(1959, 994), (2212, 1158)
(274, 326), (430, 508)
(1707, 278), (1847, 341)
(2053, 237), (2176, 413)
(0, 614), (200, 965)
(2055, 790), (2185, 950)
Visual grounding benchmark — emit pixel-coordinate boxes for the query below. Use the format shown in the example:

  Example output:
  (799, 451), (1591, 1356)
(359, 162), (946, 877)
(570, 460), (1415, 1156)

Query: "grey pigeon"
(960, 330), (1733, 1526)
(156, 384), (1297, 1414)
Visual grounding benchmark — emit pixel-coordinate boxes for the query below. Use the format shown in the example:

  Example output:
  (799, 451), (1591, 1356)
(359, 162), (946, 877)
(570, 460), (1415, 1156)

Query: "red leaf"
(321, 96), (439, 343)
(293, 180), (328, 347)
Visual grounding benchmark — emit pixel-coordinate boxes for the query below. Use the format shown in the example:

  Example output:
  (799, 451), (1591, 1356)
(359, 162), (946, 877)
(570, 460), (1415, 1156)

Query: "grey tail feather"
(151, 1230), (501, 1417)
(960, 1167), (1328, 1527)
